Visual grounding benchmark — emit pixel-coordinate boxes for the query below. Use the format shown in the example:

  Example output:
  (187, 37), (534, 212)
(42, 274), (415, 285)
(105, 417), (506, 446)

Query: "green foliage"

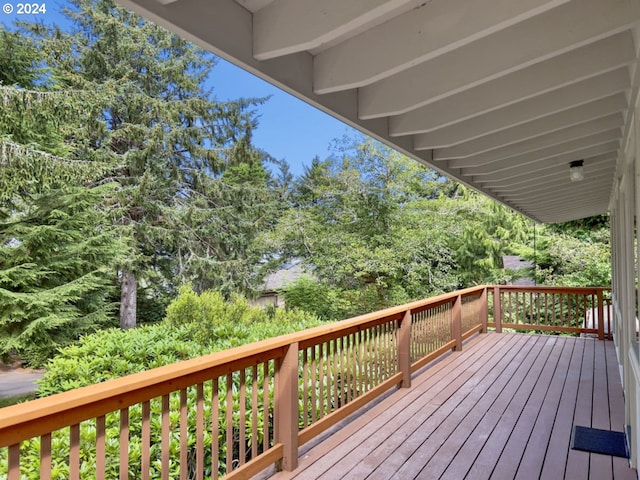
(282, 277), (352, 321)
(439, 191), (532, 285)
(531, 226), (610, 287)
(268, 136), (524, 315)
(0, 392), (35, 408)
(0, 27), (41, 88)
(1, 0), (283, 344)
(0, 186), (130, 366)
(0, 288), (322, 479)
(39, 285), (321, 394)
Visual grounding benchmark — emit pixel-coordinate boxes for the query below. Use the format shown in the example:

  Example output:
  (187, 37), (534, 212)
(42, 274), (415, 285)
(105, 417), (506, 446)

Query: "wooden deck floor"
(265, 333), (636, 480)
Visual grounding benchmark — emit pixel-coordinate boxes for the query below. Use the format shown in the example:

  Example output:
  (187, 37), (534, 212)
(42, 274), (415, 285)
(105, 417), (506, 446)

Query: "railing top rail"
(494, 285), (609, 293)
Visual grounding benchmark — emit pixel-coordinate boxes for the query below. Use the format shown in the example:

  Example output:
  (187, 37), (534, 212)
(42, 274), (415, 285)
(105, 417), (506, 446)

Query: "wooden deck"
(264, 332), (636, 480)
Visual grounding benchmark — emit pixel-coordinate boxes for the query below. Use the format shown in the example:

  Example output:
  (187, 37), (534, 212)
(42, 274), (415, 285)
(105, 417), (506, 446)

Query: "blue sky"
(1, 0), (356, 175)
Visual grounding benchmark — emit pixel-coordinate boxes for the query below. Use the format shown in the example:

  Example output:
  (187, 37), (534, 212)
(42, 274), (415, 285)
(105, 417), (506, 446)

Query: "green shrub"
(283, 277), (352, 321)
(0, 286), (322, 479)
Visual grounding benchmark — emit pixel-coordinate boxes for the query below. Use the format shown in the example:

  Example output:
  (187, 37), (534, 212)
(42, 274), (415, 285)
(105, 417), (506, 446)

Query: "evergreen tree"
(31, 0), (277, 326)
(270, 137), (458, 315)
(0, 185), (129, 366)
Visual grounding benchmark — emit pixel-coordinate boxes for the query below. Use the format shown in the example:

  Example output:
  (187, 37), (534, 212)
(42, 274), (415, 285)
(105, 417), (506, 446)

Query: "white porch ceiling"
(117, 0), (640, 223)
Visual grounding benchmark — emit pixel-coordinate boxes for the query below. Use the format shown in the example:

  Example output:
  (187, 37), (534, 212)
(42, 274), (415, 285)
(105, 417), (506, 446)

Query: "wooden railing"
(0, 285), (608, 479)
(490, 286), (611, 340)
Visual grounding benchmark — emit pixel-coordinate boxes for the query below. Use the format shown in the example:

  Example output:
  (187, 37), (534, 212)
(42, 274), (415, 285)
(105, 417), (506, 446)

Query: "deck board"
(263, 333), (636, 480)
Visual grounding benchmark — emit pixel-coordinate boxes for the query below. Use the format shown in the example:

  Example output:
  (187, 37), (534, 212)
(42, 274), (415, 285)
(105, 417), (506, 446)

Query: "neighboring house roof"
(262, 261), (311, 293)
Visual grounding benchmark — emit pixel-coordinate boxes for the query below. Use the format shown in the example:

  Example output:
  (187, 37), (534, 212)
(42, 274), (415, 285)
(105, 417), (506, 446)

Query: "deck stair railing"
(0, 285), (609, 479)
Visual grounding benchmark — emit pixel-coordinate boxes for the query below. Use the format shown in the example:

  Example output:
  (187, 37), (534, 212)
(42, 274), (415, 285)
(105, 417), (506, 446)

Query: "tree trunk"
(120, 269), (137, 329)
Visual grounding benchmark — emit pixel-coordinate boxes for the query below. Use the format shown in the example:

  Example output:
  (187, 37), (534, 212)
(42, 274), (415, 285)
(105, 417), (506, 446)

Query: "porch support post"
(452, 295), (463, 352)
(597, 289), (605, 341)
(275, 342), (299, 471)
(480, 287), (489, 334)
(493, 286), (502, 333)
(398, 310), (412, 388)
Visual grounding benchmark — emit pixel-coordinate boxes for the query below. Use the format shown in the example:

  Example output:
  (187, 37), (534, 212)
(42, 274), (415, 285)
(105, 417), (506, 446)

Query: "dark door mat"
(572, 425), (629, 458)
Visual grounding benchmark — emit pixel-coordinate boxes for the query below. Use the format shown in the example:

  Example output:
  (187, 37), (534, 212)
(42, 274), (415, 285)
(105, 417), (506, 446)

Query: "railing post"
(480, 287), (488, 333)
(597, 289), (605, 341)
(493, 286), (502, 333)
(275, 342), (299, 471)
(452, 295), (462, 351)
(398, 310), (412, 388)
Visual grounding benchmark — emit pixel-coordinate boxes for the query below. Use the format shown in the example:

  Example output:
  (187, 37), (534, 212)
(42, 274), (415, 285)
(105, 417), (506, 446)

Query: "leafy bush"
(1, 286), (321, 479)
(39, 285), (321, 393)
(283, 277), (352, 321)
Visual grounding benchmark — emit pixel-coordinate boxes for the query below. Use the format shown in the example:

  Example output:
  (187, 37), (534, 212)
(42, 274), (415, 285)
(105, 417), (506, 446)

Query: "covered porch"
(264, 332), (633, 480)
(1, 286), (632, 479)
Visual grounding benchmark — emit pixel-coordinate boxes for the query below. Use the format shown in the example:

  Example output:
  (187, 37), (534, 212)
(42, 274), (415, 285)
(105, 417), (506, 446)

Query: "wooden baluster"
(95, 415), (106, 478)
(332, 338), (340, 410)
(347, 335), (353, 404)
(251, 366), (259, 460)
(41, 433), (52, 480)
(119, 410), (128, 480)
(141, 403), (150, 480)
(311, 346), (317, 423)
(225, 373), (233, 474)
(161, 395), (170, 480)
(69, 423), (80, 480)
(213, 378), (220, 480)
(180, 390), (188, 479)
(302, 348), (309, 427)
(196, 384), (205, 480)
(262, 363), (270, 453)
(8, 443), (19, 480)
(318, 343), (325, 419)
(239, 371), (246, 466)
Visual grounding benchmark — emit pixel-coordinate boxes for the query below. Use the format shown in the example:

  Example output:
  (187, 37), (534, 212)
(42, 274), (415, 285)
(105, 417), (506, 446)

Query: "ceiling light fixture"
(569, 160), (584, 182)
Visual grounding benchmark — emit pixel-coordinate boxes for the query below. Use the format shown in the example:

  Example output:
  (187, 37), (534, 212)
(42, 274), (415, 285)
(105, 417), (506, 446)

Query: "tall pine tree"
(32, 0), (280, 327)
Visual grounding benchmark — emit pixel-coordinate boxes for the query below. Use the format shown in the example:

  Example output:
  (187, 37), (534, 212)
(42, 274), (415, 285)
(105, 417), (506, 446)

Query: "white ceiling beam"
(447, 120), (622, 167)
(408, 69), (629, 144)
(473, 148), (617, 185)
(500, 170), (616, 201)
(486, 161), (615, 202)
(432, 109), (624, 159)
(534, 207), (608, 222)
(313, 0), (567, 93)
(486, 160), (615, 194)
(396, 66), (631, 139)
(253, 0), (419, 60)
(496, 162), (615, 195)
(503, 186), (611, 205)
(512, 188), (611, 209)
(460, 131), (620, 175)
(511, 191), (612, 211)
(524, 197), (611, 213)
(374, 31), (634, 121)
